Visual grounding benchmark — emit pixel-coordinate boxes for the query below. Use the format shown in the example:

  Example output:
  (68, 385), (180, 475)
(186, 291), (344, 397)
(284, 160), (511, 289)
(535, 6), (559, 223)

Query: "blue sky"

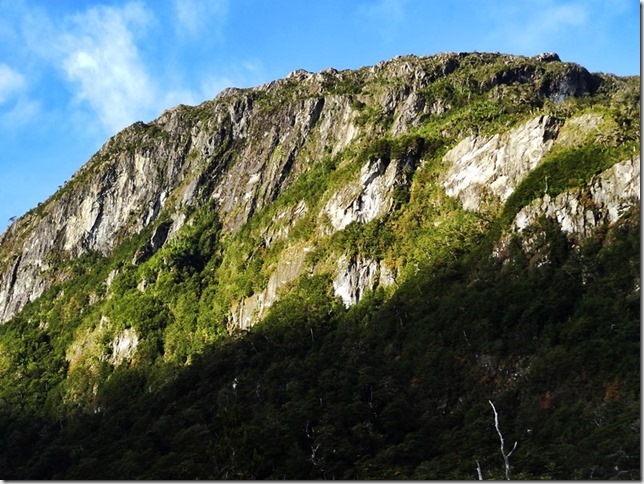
(0, 0), (639, 231)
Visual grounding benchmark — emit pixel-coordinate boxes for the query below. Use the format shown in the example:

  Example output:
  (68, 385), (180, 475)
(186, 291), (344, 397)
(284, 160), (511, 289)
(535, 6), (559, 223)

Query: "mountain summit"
(0, 52), (639, 479)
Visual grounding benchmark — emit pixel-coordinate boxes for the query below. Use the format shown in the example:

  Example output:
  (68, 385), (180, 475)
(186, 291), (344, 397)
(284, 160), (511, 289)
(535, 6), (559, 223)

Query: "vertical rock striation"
(0, 51), (634, 326)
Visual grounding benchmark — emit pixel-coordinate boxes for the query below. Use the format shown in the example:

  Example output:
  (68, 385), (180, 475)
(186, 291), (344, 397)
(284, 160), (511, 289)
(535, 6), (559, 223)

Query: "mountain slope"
(0, 52), (639, 479)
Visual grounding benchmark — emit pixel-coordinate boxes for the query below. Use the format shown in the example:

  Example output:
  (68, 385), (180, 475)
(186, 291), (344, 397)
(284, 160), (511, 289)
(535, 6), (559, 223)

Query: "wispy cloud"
(0, 63), (25, 105)
(57, 2), (156, 133)
(15, 1), (235, 134)
(0, 62), (39, 129)
(482, 0), (592, 54)
(512, 1), (588, 50)
(173, 0), (228, 39)
(0, 96), (40, 129)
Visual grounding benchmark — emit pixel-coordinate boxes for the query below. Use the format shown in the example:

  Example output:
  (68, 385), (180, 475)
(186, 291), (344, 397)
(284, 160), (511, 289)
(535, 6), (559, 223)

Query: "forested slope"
(0, 52), (639, 479)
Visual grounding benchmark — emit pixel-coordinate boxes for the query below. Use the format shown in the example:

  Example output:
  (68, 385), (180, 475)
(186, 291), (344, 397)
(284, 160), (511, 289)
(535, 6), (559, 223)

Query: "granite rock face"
(510, 155), (640, 240)
(0, 51), (636, 327)
(332, 255), (394, 307)
(0, 54), (444, 322)
(322, 156), (402, 232)
(442, 115), (561, 212)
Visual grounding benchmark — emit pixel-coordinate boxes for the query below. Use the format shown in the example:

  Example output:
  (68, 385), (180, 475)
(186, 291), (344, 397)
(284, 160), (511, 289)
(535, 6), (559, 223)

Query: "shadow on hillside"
(0, 212), (640, 479)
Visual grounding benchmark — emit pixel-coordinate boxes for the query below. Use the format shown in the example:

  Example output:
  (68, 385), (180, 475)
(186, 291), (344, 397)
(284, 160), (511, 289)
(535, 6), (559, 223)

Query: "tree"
(489, 400), (517, 480)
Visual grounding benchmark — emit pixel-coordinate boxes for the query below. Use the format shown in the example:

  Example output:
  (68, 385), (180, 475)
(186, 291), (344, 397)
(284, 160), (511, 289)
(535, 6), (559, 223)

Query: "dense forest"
(0, 53), (639, 479)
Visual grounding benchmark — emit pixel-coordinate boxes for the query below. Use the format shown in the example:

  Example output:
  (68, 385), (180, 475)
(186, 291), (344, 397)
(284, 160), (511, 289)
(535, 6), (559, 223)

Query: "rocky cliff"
(0, 55), (437, 322)
(0, 51), (639, 480)
(0, 52), (639, 328)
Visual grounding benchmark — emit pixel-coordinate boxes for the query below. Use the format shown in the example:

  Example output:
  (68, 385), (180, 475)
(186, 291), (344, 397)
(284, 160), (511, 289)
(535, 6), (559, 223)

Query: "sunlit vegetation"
(0, 53), (638, 479)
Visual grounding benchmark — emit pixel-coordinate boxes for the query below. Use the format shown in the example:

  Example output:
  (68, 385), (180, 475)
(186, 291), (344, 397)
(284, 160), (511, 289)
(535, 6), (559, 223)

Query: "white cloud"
(482, 0), (592, 54)
(0, 96), (40, 128)
(514, 2), (588, 49)
(174, 0), (228, 38)
(57, 2), (156, 133)
(0, 62), (38, 128)
(13, 1), (236, 135)
(199, 75), (234, 100)
(0, 63), (25, 105)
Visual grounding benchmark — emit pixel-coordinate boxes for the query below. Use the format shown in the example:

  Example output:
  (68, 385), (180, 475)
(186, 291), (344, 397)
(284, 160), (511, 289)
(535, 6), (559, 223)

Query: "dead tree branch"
(489, 400), (517, 480)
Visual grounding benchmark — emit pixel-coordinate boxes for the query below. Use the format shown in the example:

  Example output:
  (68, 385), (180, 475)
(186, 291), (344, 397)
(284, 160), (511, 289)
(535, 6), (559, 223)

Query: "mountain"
(0, 52), (639, 479)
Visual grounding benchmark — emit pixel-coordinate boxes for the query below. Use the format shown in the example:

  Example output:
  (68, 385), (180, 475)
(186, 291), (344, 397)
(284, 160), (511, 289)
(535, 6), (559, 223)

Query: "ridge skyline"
(0, 0), (638, 230)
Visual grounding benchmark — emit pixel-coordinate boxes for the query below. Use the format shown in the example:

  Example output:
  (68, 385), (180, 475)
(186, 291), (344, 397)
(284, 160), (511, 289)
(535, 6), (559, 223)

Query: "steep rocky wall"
(0, 121), (196, 321)
(332, 255), (394, 307)
(0, 52), (624, 323)
(0, 57), (438, 322)
(509, 155), (640, 240)
(230, 244), (310, 329)
(230, 149), (409, 328)
(442, 115), (561, 211)
(321, 156), (402, 232)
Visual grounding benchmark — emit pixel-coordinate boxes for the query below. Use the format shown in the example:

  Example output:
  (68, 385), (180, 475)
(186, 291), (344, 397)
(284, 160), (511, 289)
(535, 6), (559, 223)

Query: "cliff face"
(510, 155), (640, 240)
(0, 52), (640, 480)
(442, 115), (561, 211)
(0, 56), (438, 322)
(0, 52), (639, 327)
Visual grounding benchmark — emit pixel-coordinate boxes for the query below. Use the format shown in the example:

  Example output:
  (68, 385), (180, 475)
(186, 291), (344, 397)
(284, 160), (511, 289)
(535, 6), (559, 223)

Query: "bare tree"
(476, 460), (483, 480)
(304, 420), (320, 466)
(489, 400), (517, 480)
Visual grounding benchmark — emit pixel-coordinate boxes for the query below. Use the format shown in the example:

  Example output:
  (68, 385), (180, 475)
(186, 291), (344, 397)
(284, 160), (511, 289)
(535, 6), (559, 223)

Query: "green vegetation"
(502, 140), (637, 225)
(0, 207), (638, 479)
(0, 53), (638, 479)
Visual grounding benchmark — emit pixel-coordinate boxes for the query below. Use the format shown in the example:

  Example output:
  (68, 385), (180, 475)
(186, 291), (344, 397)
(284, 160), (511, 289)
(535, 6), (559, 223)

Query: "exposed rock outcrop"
(0, 57), (437, 322)
(322, 156), (401, 232)
(109, 328), (139, 366)
(332, 255), (394, 307)
(0, 55), (437, 322)
(442, 115), (560, 212)
(510, 155), (640, 240)
(230, 244), (310, 329)
(0, 52), (632, 325)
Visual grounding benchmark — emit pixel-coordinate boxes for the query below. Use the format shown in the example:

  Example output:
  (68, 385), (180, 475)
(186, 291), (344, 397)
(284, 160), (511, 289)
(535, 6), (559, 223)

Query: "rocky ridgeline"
(509, 155), (640, 242)
(0, 52), (638, 326)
